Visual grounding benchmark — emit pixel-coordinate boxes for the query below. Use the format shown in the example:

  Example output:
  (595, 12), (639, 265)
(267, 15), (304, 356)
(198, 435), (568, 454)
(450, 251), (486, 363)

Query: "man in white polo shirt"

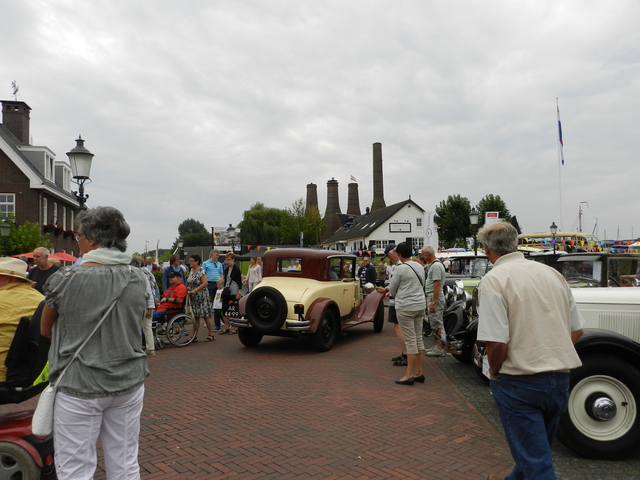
(477, 221), (584, 480)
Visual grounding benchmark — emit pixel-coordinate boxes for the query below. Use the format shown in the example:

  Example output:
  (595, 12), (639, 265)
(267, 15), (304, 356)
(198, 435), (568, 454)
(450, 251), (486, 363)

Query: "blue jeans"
(490, 371), (570, 480)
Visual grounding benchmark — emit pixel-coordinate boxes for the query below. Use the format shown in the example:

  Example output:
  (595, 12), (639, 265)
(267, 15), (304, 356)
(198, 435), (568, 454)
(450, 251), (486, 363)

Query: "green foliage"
(435, 194), (473, 248)
(476, 194), (512, 228)
(2, 215), (53, 256)
(182, 232), (211, 247)
(159, 250), (172, 262)
(280, 199), (325, 246)
(152, 271), (164, 293)
(238, 202), (282, 245)
(178, 218), (208, 237)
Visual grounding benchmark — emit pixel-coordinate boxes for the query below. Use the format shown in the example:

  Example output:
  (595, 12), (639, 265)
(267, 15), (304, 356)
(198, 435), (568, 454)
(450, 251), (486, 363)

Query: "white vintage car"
(556, 287), (640, 460)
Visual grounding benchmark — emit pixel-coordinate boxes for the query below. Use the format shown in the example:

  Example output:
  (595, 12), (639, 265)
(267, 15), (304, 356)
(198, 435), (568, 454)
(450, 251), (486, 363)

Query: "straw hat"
(0, 257), (30, 282)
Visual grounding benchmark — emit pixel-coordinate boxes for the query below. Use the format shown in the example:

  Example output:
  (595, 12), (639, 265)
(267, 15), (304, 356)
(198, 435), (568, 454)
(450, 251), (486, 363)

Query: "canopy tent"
(13, 251), (78, 262)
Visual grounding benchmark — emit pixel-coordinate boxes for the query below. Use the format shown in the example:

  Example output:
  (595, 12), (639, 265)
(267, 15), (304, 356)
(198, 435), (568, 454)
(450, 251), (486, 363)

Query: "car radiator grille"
(598, 312), (640, 343)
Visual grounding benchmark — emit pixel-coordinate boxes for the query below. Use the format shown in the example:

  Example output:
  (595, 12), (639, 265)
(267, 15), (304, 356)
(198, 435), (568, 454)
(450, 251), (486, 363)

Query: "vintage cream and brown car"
(230, 249), (385, 351)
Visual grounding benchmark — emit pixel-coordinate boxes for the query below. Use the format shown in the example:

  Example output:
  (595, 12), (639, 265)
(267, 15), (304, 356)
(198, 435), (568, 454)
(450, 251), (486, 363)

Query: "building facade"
(0, 100), (80, 255)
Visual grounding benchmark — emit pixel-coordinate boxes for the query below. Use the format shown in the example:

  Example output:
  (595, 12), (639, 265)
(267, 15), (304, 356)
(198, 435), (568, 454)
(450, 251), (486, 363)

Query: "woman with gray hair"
(41, 206), (149, 480)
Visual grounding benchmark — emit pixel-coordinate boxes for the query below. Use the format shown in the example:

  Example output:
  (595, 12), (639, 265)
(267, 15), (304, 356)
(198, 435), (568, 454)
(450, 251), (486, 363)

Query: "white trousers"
(142, 315), (154, 351)
(53, 385), (145, 480)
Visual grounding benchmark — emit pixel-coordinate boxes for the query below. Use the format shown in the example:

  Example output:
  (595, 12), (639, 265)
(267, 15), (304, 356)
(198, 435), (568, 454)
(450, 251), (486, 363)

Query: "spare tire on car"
(245, 286), (288, 334)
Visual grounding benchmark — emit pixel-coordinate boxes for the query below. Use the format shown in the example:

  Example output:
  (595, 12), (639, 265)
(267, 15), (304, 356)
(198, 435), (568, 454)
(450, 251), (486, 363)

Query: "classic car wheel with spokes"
(558, 354), (640, 460)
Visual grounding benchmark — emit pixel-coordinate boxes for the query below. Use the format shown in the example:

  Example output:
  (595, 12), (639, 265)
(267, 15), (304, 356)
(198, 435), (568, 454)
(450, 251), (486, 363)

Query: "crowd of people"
(1, 208), (587, 480)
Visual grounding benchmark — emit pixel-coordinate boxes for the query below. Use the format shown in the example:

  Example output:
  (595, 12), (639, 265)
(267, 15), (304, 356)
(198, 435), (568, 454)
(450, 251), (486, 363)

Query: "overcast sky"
(2, 0), (638, 253)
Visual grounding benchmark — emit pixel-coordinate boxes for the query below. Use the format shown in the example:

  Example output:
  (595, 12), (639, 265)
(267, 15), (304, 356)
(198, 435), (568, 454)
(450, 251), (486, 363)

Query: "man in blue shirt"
(202, 249), (224, 330)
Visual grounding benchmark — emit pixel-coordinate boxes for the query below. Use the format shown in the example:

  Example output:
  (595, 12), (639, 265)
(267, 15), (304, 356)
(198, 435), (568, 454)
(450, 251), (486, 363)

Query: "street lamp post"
(550, 221), (558, 254)
(67, 136), (94, 208)
(469, 207), (479, 256)
(227, 224), (236, 254)
(0, 219), (11, 256)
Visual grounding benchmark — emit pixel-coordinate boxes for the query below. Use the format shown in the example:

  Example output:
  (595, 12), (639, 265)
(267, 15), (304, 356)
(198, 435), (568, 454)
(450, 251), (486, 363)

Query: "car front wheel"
(557, 353), (640, 460)
(312, 309), (337, 352)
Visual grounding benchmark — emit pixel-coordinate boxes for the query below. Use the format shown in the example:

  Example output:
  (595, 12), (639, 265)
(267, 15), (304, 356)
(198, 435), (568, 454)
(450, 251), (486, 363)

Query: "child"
(213, 278), (230, 333)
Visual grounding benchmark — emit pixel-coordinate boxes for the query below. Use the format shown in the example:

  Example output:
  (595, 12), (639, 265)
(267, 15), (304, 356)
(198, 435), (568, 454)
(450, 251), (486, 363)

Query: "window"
(276, 258), (303, 273)
(412, 237), (423, 249)
(70, 210), (75, 230)
(417, 218), (422, 227)
(42, 198), (48, 224)
(53, 202), (58, 225)
(44, 154), (55, 181)
(0, 194), (15, 218)
(62, 207), (67, 230)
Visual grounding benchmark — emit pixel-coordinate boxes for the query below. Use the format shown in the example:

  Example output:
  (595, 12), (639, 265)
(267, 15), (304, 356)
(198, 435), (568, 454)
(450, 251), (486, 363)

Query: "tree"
(435, 195), (473, 248)
(3, 215), (53, 256)
(476, 194), (512, 228)
(237, 202), (282, 246)
(280, 199), (326, 246)
(175, 218), (210, 247)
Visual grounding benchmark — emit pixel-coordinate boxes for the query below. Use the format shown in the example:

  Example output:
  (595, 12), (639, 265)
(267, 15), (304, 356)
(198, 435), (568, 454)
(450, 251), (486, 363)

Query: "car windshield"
(472, 258), (492, 277)
(562, 260), (602, 286)
(276, 258), (303, 273)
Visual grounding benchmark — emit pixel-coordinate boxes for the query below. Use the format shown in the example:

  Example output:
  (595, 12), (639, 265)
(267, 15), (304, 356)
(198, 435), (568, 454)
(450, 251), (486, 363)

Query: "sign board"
(485, 212), (500, 225)
(423, 211), (438, 249)
(389, 223), (411, 233)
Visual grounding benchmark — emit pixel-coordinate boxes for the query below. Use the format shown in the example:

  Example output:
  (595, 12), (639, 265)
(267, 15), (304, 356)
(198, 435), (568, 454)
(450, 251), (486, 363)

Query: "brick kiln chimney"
(1, 100), (31, 145)
(305, 183), (318, 213)
(371, 142), (386, 212)
(346, 182), (361, 216)
(322, 178), (342, 242)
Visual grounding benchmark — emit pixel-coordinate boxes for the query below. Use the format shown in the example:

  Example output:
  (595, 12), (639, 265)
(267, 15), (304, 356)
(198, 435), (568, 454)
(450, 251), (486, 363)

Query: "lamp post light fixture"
(550, 221), (558, 254)
(0, 219), (11, 256)
(66, 136), (94, 207)
(227, 224), (236, 253)
(469, 207), (479, 256)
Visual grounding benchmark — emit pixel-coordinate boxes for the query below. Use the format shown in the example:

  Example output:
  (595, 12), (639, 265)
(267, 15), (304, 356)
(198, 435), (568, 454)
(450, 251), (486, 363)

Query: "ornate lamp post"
(0, 219), (11, 256)
(67, 136), (94, 207)
(469, 207), (479, 256)
(227, 224), (236, 253)
(550, 221), (558, 254)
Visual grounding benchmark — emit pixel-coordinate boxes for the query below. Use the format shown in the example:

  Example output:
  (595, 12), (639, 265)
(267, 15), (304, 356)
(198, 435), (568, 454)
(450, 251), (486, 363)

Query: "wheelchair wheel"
(155, 335), (165, 350)
(166, 314), (197, 347)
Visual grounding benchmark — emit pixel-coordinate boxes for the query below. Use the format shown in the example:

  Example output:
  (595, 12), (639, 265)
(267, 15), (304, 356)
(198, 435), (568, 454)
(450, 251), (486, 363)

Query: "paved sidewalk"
(130, 320), (512, 479)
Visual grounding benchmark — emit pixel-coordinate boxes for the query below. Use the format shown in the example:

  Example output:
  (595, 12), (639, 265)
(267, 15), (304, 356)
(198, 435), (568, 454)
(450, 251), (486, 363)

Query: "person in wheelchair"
(153, 271), (187, 324)
(0, 257), (44, 383)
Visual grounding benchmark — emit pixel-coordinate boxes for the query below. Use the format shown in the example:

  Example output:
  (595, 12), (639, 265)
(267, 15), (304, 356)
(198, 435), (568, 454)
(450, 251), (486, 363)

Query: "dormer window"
(44, 154), (54, 181)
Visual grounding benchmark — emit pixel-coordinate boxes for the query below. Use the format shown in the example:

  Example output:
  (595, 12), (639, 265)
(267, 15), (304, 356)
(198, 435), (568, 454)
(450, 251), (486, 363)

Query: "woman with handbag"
(41, 206), (149, 480)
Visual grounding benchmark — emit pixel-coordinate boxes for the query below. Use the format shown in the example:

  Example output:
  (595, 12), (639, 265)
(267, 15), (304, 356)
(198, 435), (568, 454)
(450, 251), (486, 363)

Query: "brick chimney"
(322, 178), (342, 242)
(346, 182), (361, 216)
(1, 100), (31, 145)
(305, 183), (318, 213)
(371, 142), (386, 212)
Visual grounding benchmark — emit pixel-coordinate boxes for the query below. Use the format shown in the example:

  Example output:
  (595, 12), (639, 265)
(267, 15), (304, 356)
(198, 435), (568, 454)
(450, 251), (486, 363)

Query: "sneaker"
(213, 327), (221, 332)
(426, 348), (446, 357)
(146, 350), (156, 357)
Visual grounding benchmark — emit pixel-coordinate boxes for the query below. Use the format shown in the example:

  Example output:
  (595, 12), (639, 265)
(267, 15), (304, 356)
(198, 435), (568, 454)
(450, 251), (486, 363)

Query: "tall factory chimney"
(305, 183), (318, 213)
(322, 178), (342, 242)
(371, 142), (386, 212)
(346, 183), (361, 216)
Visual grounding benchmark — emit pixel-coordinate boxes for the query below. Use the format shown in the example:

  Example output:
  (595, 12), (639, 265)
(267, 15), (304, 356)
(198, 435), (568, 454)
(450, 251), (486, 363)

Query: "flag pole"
(556, 98), (564, 230)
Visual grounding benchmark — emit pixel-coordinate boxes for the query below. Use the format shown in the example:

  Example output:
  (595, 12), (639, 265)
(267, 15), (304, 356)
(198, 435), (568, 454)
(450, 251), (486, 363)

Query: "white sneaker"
(426, 348), (445, 357)
(146, 350), (156, 357)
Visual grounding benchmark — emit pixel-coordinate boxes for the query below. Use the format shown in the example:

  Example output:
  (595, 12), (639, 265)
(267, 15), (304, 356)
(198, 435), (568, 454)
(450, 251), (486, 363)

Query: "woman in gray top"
(42, 206), (149, 480)
(385, 242), (427, 386)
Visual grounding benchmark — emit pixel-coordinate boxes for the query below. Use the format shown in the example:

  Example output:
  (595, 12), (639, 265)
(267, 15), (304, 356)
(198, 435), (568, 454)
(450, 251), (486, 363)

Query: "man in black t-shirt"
(29, 247), (59, 294)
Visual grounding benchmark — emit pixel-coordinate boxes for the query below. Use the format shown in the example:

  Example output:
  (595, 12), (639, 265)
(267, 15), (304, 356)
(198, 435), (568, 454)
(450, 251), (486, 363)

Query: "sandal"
(219, 328), (229, 335)
(205, 335), (215, 342)
(228, 329), (238, 335)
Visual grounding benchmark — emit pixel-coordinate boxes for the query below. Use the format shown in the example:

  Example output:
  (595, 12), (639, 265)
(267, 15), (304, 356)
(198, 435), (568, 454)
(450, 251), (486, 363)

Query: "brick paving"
(127, 319), (513, 479)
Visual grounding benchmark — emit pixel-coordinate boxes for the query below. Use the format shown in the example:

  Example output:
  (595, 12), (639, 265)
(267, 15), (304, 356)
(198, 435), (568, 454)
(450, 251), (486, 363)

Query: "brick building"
(0, 100), (80, 255)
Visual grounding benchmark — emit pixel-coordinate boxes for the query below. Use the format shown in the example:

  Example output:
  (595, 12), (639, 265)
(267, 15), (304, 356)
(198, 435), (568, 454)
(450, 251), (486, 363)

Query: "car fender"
(350, 290), (385, 324)
(238, 294), (248, 317)
(575, 328), (640, 366)
(306, 298), (339, 333)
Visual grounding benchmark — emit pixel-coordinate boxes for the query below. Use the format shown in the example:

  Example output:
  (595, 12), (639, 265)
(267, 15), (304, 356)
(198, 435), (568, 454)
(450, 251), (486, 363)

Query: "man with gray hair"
(477, 221), (584, 480)
(421, 245), (446, 356)
(29, 246), (59, 294)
